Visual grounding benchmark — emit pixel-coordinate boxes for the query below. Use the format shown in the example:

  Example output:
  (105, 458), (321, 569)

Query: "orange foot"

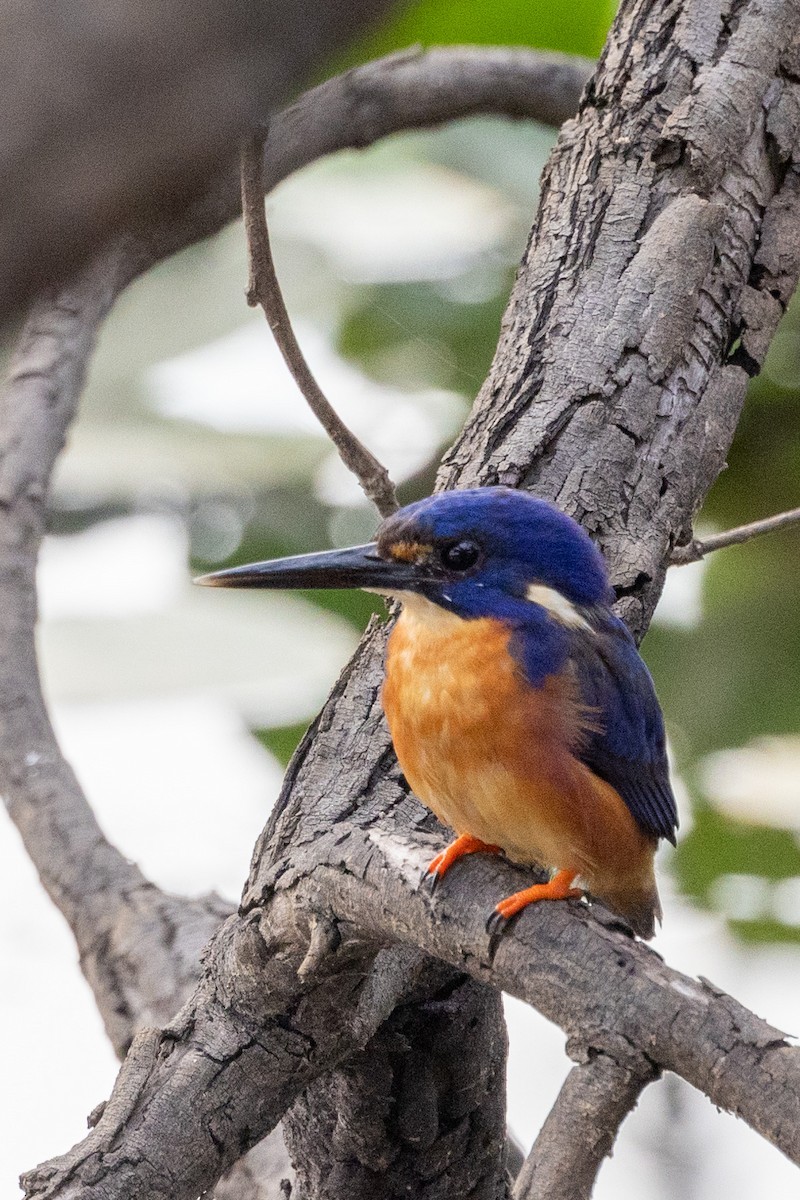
(493, 868), (582, 923)
(425, 834), (500, 889)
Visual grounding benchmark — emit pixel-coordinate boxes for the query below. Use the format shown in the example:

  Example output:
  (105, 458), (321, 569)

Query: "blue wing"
(568, 614), (678, 844)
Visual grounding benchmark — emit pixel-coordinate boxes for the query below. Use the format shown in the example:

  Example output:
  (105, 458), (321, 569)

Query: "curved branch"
(513, 1052), (656, 1199)
(0, 254), (235, 1055)
(240, 132), (398, 516)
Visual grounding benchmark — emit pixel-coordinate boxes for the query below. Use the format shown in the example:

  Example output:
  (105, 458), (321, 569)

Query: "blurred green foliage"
(256, 721), (316, 767)
(352, 0), (617, 61)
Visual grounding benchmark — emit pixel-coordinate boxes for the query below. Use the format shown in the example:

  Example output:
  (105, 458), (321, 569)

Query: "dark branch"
(240, 132), (398, 516)
(671, 504), (800, 564)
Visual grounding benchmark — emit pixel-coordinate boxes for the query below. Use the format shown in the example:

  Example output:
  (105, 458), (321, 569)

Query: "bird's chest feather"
(382, 597), (584, 838)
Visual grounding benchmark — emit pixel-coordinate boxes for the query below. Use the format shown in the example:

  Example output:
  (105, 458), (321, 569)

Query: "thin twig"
(239, 131), (399, 517)
(671, 505), (800, 564)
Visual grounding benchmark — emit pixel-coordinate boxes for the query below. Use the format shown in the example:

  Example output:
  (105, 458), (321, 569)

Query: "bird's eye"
(440, 540), (480, 571)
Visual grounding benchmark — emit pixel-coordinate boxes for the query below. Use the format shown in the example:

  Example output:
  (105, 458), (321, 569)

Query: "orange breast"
(382, 595), (654, 894)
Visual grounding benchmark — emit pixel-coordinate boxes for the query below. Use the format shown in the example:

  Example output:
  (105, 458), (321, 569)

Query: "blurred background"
(2, 0), (799, 1196)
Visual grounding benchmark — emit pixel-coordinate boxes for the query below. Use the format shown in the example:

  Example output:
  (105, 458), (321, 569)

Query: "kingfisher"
(198, 487), (677, 938)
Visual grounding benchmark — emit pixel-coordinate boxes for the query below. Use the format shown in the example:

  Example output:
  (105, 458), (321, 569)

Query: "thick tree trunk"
(284, 977), (509, 1199)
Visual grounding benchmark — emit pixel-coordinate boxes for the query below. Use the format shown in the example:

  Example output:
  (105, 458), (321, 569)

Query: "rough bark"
(13, 2), (800, 1198)
(283, 977), (509, 1200)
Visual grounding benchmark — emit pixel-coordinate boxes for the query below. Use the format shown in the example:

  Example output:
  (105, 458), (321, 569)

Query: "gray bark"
(513, 1053), (658, 1199)
(283, 976), (510, 1199)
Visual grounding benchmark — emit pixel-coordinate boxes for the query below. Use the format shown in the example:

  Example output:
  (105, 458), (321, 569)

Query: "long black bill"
(195, 542), (424, 592)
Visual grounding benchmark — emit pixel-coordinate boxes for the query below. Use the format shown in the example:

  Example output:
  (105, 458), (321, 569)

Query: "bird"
(197, 486), (678, 939)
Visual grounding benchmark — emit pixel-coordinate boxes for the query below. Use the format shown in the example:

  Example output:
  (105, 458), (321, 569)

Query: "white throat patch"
(525, 584), (591, 630)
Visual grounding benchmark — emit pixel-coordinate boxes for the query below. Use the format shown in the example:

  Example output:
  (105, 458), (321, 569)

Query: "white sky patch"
(771, 876), (800, 926)
(38, 515), (187, 619)
(50, 694), (282, 900)
(652, 556), (707, 628)
(146, 320), (465, 498)
(699, 736), (800, 830)
(709, 873), (773, 922)
(37, 513), (358, 726)
(271, 160), (515, 283)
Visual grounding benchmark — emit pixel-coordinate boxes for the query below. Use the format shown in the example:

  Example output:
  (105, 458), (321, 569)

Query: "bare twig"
(671, 505), (800, 564)
(513, 1051), (657, 1199)
(240, 131), (399, 517)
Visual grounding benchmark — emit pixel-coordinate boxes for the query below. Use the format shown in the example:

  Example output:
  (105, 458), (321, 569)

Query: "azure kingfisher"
(198, 487), (677, 939)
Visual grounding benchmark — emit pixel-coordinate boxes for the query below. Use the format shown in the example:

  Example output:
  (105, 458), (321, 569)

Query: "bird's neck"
(393, 592), (469, 634)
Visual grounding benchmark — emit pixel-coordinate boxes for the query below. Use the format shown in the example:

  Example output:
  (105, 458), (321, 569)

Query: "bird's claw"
(420, 865), (442, 895)
(485, 905), (513, 951)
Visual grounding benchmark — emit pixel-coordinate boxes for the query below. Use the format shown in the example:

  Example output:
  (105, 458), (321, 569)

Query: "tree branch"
(513, 1051), (657, 1199)
(671, 504), (800, 564)
(21, 828), (800, 1200)
(0, 252), (234, 1056)
(110, 45), (597, 296)
(240, 132), (399, 516)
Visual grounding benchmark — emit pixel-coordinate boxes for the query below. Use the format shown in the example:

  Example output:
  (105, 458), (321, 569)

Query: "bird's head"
(197, 488), (613, 625)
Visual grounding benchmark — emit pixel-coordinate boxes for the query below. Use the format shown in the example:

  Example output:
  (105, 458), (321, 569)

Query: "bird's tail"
(598, 875), (662, 940)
